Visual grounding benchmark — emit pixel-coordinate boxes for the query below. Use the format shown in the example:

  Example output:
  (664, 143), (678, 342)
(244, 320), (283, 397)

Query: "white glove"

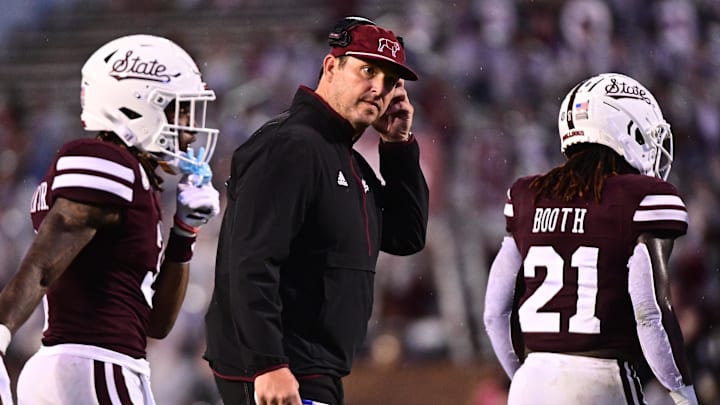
(0, 355), (13, 405)
(174, 177), (220, 235)
(669, 385), (698, 405)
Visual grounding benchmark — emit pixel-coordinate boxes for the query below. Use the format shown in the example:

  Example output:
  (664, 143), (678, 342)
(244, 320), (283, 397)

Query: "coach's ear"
(321, 54), (339, 82)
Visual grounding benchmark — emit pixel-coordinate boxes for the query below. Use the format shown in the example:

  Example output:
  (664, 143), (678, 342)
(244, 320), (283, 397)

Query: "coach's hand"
(373, 79), (414, 143)
(254, 367), (301, 405)
(0, 354), (13, 405)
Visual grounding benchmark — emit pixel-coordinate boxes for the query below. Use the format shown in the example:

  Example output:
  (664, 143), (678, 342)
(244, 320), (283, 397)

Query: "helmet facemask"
(649, 122), (673, 181)
(153, 90), (218, 173)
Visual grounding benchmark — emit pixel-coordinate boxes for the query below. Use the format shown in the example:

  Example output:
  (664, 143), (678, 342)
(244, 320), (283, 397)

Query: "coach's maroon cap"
(330, 24), (419, 81)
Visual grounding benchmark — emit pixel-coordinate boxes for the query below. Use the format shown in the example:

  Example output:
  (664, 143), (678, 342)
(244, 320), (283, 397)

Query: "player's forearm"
(0, 212), (96, 333)
(628, 243), (695, 397)
(484, 236), (523, 378)
(148, 260), (190, 339)
(0, 263), (49, 334)
(636, 314), (697, 405)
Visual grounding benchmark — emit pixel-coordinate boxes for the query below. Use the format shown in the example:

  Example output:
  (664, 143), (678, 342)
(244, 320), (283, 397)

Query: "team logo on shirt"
(337, 170), (349, 187)
(335, 170), (369, 193)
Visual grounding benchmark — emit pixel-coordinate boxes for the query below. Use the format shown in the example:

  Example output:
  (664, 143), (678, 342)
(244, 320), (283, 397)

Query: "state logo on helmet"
(558, 73), (673, 180)
(80, 34), (218, 171)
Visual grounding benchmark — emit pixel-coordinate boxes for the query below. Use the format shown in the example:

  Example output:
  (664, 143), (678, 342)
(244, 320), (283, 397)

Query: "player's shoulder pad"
(58, 139), (137, 167)
(626, 175), (687, 236)
(507, 175), (541, 203)
(52, 138), (144, 204)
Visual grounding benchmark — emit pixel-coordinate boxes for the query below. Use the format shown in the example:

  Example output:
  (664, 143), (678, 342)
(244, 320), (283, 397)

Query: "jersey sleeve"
(504, 187), (514, 233)
(632, 181), (687, 238)
(504, 177), (532, 234)
(49, 140), (140, 208)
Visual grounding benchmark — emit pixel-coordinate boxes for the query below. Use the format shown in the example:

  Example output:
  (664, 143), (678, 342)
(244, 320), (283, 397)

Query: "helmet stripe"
(564, 80), (588, 130)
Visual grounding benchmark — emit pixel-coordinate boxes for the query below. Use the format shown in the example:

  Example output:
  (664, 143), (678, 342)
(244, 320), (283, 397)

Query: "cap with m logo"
(329, 23), (418, 81)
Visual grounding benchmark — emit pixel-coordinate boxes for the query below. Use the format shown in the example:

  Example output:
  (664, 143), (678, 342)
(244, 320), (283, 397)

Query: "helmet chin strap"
(651, 123), (673, 181)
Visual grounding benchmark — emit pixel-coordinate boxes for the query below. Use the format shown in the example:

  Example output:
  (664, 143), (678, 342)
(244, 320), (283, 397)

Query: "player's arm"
(628, 233), (697, 405)
(147, 250), (190, 339)
(483, 235), (524, 379)
(0, 197), (118, 405)
(0, 197), (119, 335)
(148, 178), (219, 339)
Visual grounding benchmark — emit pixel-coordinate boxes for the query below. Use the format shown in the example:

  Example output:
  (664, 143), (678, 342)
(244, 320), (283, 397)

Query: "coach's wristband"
(0, 324), (10, 355)
(164, 230), (197, 263)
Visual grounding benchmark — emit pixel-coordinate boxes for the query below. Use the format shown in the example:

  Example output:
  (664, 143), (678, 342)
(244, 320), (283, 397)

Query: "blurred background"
(1, 0), (719, 404)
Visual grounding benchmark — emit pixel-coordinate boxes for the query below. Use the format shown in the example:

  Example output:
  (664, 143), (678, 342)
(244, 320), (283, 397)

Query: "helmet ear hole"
(625, 122), (645, 146)
(120, 107), (141, 120)
(634, 128), (645, 145)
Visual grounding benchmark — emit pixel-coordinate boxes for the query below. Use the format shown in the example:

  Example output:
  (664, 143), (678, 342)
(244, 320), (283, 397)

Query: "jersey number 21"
(519, 245), (601, 334)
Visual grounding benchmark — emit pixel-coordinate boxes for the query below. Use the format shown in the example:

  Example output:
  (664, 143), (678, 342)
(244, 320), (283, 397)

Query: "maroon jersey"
(505, 174), (687, 360)
(29, 139), (163, 359)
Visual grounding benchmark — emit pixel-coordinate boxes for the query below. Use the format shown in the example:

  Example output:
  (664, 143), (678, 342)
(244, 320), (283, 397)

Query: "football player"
(0, 34), (220, 404)
(483, 73), (698, 404)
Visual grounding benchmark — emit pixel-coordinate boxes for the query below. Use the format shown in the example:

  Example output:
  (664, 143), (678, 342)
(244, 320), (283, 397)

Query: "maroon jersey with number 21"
(505, 173), (687, 360)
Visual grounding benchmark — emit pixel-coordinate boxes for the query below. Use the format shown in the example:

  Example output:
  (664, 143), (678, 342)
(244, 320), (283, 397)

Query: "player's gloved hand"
(178, 147), (212, 187)
(669, 385), (698, 405)
(174, 176), (220, 236)
(174, 146), (219, 235)
(0, 353), (13, 405)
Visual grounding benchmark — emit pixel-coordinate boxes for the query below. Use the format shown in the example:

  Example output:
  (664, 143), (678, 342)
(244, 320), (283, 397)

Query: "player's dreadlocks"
(96, 131), (165, 191)
(530, 143), (639, 203)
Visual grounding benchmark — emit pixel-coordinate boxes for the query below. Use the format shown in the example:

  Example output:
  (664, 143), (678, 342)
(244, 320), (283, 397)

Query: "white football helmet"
(558, 73), (673, 180)
(80, 34), (218, 170)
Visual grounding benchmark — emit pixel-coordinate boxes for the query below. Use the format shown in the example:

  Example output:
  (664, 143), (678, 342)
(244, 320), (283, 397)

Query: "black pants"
(214, 373), (344, 405)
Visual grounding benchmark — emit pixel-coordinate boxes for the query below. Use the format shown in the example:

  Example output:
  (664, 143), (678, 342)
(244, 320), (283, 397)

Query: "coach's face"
(322, 55), (401, 133)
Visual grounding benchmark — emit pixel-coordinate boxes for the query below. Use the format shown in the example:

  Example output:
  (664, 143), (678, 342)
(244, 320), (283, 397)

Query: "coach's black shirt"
(204, 86), (429, 380)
